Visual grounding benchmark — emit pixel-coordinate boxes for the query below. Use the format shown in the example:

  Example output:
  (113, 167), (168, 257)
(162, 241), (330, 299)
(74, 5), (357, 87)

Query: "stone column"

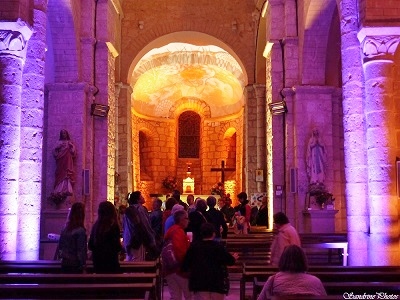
(0, 22), (32, 259)
(359, 31), (400, 265)
(18, 2), (48, 259)
(115, 83), (133, 199)
(244, 85), (257, 194)
(254, 84), (267, 193)
(340, 0), (369, 266)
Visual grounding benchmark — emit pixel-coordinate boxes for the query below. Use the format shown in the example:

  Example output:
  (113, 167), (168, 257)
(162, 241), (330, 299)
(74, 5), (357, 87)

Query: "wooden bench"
(251, 269), (400, 300)
(253, 278), (400, 298)
(241, 264), (400, 300)
(0, 273), (160, 300)
(0, 260), (160, 274)
(0, 282), (155, 299)
(0, 260), (162, 299)
(224, 233), (347, 266)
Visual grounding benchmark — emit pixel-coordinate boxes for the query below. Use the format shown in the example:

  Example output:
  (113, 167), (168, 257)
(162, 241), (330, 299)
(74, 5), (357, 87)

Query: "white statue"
(306, 128), (327, 184)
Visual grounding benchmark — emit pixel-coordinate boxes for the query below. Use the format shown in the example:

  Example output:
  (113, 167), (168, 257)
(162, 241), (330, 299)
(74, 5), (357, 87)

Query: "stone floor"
(162, 280), (242, 299)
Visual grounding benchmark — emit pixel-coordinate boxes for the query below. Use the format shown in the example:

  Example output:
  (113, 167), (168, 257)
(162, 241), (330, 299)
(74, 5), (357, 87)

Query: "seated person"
(257, 245), (327, 299)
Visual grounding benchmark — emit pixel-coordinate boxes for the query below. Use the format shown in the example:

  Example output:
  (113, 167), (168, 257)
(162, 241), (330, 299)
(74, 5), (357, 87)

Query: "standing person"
(234, 192), (251, 234)
(205, 196), (228, 240)
(88, 201), (122, 273)
(254, 196), (268, 227)
(51, 129), (77, 203)
(257, 245), (327, 299)
(164, 210), (192, 300)
(187, 198), (208, 243)
(150, 198), (163, 247)
(163, 197), (178, 233)
(187, 194), (196, 214)
(182, 223), (238, 299)
(173, 189), (189, 210)
(123, 191), (157, 261)
(220, 197), (235, 226)
(58, 202), (87, 273)
(270, 212), (301, 266)
(164, 204), (185, 234)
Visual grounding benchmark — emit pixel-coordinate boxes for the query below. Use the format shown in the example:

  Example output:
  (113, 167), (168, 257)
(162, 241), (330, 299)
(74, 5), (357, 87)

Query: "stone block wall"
(132, 112), (242, 205)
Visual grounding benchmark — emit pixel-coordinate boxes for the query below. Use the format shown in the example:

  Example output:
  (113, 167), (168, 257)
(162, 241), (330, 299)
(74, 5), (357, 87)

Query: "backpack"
(161, 239), (179, 272)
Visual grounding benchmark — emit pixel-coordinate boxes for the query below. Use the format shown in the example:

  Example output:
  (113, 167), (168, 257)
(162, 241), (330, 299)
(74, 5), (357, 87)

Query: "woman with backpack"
(163, 210), (192, 299)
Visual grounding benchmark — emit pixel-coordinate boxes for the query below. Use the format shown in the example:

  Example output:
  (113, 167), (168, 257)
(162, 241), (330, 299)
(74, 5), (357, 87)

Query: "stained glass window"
(178, 111), (200, 158)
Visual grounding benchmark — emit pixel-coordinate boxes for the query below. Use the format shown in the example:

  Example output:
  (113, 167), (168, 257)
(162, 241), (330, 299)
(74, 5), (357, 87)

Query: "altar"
(150, 194), (220, 203)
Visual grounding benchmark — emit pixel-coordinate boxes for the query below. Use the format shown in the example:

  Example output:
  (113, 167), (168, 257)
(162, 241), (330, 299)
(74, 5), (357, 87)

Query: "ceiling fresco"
(131, 44), (246, 118)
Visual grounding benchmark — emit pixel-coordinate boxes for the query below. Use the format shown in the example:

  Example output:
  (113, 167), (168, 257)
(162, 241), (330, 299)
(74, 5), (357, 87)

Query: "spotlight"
(91, 103), (109, 117)
(268, 100), (288, 115)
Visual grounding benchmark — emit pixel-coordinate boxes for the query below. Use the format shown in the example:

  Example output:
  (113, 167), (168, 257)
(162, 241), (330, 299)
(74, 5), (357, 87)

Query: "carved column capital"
(358, 27), (400, 63)
(0, 21), (32, 57)
(361, 35), (400, 62)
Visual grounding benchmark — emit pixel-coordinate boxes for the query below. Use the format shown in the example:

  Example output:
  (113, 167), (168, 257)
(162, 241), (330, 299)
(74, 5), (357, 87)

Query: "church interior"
(1, 0), (400, 268)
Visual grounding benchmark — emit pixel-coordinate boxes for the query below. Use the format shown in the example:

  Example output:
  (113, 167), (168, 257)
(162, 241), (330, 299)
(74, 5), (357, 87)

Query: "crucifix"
(210, 160), (236, 185)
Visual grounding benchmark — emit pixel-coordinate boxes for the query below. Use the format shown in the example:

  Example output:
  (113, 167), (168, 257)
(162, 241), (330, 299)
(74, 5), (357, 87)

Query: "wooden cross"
(210, 160), (236, 184)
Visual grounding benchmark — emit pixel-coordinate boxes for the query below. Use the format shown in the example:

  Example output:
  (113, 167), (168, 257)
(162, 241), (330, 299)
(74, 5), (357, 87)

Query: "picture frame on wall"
(256, 169), (263, 182)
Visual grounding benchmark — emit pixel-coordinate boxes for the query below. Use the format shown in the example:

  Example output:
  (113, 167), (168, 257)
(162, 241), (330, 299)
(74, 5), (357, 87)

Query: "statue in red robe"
(51, 129), (77, 204)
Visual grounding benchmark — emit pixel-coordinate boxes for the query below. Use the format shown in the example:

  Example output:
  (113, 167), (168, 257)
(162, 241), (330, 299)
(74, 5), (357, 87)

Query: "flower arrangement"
(48, 191), (72, 205)
(210, 182), (224, 196)
(309, 182), (333, 205)
(162, 176), (178, 191)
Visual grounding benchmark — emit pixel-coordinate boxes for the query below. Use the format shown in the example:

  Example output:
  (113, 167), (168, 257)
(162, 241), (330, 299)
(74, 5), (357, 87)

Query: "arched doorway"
(128, 39), (246, 205)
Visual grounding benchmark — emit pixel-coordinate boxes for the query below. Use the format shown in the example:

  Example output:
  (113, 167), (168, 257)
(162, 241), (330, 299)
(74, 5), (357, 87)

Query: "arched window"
(178, 111), (200, 158)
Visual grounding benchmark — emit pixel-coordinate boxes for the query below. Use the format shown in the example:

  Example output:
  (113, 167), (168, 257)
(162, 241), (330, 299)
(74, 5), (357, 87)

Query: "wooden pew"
(0, 260), (162, 299)
(241, 264), (400, 300)
(0, 272), (158, 284)
(0, 282), (155, 299)
(224, 233), (348, 266)
(0, 259), (160, 274)
(253, 277), (400, 299)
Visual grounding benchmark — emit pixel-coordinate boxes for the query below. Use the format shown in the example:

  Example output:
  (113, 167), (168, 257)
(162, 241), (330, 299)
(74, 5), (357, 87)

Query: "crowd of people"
(57, 190), (326, 299)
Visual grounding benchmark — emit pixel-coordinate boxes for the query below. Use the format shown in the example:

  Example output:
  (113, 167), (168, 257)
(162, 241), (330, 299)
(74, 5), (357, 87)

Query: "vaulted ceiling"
(131, 43), (246, 118)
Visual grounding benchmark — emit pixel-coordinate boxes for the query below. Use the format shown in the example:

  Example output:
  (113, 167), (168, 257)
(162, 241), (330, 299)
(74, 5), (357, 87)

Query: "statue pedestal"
(302, 209), (338, 233)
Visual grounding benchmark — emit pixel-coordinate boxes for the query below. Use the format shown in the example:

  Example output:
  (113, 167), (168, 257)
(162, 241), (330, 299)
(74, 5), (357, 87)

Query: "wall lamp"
(268, 100), (288, 115)
(91, 103), (109, 117)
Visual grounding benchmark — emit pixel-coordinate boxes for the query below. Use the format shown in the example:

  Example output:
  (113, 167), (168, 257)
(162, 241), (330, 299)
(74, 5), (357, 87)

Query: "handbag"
(161, 239), (179, 272)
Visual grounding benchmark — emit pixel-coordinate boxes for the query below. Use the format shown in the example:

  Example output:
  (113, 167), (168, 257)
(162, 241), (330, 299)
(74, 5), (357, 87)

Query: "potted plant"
(309, 182), (333, 208)
(210, 182), (224, 196)
(162, 176), (178, 192)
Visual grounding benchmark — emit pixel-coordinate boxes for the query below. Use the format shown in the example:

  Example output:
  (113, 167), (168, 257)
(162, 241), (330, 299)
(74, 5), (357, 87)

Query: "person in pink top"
(257, 245), (327, 299)
(270, 212), (301, 266)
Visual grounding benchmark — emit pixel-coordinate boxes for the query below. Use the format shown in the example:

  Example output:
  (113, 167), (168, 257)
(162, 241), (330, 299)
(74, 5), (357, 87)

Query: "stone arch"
(125, 31), (250, 86)
(136, 122), (158, 182)
(222, 127), (237, 176)
(301, 0), (339, 85)
(169, 97), (211, 119)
